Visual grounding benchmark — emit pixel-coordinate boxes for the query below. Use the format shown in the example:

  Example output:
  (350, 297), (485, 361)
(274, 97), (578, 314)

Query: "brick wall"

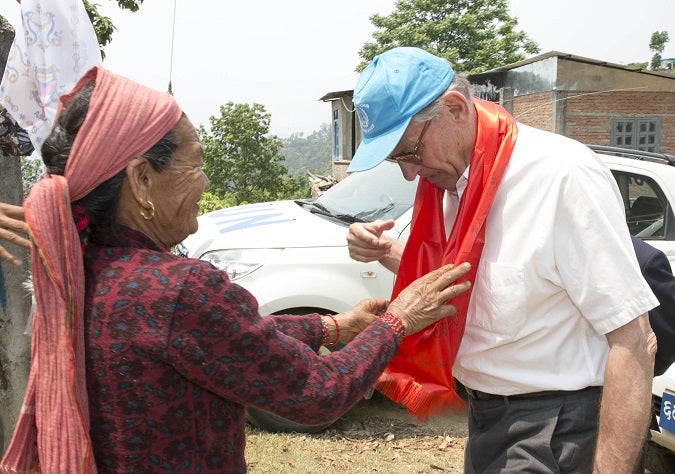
(511, 92), (555, 131)
(510, 91), (675, 155)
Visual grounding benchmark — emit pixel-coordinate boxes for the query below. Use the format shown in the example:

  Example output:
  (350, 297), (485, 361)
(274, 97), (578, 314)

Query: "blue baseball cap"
(347, 47), (454, 172)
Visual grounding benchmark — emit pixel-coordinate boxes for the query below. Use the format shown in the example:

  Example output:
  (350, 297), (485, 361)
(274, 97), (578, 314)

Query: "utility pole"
(0, 16), (31, 454)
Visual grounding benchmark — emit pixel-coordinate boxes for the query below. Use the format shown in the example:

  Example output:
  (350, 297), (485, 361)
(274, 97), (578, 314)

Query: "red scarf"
(374, 99), (517, 419)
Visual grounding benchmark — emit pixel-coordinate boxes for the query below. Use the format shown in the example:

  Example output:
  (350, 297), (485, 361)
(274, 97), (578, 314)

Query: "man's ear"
(125, 157), (152, 204)
(442, 91), (471, 123)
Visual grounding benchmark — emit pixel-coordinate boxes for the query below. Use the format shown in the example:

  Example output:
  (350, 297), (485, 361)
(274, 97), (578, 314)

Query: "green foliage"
(114, 0), (144, 12)
(20, 156), (43, 198)
(83, 0), (145, 58)
(357, 0), (540, 73)
(627, 62), (649, 70)
(649, 31), (670, 70)
(281, 123), (332, 176)
(199, 102), (310, 206)
(198, 191), (236, 215)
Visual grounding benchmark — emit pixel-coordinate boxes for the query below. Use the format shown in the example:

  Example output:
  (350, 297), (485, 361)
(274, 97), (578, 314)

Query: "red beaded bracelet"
(325, 314), (339, 346)
(380, 312), (406, 342)
(320, 314), (340, 346)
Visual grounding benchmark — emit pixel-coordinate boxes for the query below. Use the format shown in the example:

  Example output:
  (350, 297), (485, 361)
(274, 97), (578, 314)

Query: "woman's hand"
(386, 263), (472, 337)
(0, 202), (30, 266)
(331, 298), (388, 344)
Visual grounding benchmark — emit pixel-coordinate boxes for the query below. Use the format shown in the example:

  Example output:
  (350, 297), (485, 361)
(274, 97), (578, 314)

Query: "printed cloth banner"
(1, 0), (101, 150)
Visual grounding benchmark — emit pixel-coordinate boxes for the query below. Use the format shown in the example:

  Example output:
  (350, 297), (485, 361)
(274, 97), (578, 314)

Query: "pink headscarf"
(1, 66), (182, 474)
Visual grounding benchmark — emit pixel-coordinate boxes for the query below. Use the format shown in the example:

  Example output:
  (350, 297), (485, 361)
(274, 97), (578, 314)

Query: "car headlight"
(200, 248), (282, 280)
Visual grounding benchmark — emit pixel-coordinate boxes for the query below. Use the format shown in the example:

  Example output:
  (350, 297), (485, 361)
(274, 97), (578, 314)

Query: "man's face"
(387, 96), (475, 191)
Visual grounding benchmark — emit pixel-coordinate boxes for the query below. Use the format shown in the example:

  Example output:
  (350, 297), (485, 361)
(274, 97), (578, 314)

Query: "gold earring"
(140, 201), (155, 220)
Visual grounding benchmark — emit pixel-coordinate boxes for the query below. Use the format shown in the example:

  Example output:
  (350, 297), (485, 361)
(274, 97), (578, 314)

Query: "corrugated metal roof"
(470, 51), (675, 80)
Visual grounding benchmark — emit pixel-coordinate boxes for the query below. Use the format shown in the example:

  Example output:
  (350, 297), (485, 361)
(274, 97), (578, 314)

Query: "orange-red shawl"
(375, 99), (517, 419)
(1, 67), (182, 474)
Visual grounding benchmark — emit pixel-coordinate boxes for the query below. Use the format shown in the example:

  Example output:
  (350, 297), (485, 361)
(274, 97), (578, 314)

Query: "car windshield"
(296, 161), (418, 225)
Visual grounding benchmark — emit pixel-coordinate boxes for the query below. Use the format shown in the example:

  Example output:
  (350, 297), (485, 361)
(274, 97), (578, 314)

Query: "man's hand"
(346, 219), (403, 273)
(0, 202), (30, 266)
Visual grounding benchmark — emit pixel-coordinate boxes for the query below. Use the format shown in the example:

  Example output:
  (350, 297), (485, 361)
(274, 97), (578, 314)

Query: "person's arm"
(346, 219), (404, 273)
(593, 314), (656, 473)
(170, 261), (470, 426)
(269, 298), (388, 349)
(0, 202), (30, 266)
(632, 236), (675, 376)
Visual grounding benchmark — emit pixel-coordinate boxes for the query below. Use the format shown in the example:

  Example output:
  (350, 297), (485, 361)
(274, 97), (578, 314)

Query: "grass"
(244, 395), (468, 473)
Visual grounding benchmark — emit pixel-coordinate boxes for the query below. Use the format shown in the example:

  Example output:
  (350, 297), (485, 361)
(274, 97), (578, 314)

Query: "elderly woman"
(0, 67), (471, 474)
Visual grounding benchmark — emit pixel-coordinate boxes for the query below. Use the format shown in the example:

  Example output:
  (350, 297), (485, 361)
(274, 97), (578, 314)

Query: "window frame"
(610, 117), (661, 153)
(611, 169), (674, 241)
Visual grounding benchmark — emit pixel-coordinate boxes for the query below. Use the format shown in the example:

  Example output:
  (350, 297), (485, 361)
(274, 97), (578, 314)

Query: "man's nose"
(398, 162), (422, 181)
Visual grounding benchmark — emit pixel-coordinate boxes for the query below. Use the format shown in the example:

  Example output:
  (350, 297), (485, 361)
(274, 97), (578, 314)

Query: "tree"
(627, 61), (649, 70)
(282, 123), (332, 176)
(198, 191), (237, 215)
(357, 0), (539, 73)
(198, 102), (309, 206)
(83, 0), (144, 57)
(20, 156), (43, 198)
(649, 30), (670, 70)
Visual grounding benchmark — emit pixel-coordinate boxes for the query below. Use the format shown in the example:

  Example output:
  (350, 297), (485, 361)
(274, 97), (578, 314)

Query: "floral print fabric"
(84, 225), (398, 473)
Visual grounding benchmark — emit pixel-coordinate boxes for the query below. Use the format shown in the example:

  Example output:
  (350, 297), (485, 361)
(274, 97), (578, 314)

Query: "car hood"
(182, 200), (348, 258)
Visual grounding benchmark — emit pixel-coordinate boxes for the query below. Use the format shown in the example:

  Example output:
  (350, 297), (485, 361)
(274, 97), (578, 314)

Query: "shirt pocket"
(472, 261), (527, 339)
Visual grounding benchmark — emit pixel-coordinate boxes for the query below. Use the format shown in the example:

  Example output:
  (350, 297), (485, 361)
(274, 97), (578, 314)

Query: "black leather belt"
(464, 386), (595, 401)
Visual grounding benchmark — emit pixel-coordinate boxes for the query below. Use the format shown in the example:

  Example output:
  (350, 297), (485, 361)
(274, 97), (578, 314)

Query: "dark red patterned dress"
(83, 225), (399, 473)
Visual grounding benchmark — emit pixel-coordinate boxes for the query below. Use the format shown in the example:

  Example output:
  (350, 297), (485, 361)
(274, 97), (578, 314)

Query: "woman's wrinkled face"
(152, 117), (209, 248)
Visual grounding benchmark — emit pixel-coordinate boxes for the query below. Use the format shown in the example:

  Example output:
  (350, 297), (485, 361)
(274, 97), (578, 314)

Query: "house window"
(610, 117), (661, 152)
(332, 108), (340, 161)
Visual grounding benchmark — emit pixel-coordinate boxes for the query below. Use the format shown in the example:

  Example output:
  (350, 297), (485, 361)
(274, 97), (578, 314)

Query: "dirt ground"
(333, 391), (468, 447)
(245, 393), (468, 473)
(331, 393), (468, 469)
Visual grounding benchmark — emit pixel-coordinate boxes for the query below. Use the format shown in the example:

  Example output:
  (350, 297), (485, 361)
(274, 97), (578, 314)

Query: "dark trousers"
(464, 387), (602, 473)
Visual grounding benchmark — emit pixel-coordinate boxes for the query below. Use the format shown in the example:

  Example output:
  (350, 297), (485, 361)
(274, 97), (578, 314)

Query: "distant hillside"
(281, 123), (332, 176)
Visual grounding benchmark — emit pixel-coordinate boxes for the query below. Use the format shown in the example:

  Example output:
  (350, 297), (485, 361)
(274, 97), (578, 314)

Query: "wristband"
(380, 312), (406, 342)
(320, 314), (340, 346)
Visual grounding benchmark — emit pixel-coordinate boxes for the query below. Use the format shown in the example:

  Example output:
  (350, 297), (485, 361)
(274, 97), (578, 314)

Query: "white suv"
(177, 147), (675, 465)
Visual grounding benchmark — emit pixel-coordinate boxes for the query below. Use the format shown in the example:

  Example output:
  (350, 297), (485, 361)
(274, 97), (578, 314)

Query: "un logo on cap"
(355, 104), (373, 134)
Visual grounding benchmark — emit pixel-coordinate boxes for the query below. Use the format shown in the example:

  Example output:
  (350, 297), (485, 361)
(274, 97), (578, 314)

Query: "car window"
(312, 161), (418, 223)
(612, 170), (673, 239)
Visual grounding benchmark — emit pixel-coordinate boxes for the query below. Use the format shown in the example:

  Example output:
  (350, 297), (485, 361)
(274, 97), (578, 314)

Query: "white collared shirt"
(443, 172), (467, 238)
(452, 124), (657, 395)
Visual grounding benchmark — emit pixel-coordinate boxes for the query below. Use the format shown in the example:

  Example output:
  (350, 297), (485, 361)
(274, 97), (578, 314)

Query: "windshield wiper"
(354, 202), (395, 222)
(294, 199), (366, 224)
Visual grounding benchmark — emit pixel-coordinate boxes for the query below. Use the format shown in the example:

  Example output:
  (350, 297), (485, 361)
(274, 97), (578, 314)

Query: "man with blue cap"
(346, 47), (657, 474)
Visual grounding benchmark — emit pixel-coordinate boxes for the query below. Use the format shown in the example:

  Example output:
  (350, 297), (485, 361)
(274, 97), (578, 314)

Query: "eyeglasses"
(386, 121), (431, 164)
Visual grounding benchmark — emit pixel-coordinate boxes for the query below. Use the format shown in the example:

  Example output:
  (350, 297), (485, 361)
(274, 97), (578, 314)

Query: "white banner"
(1, 0), (102, 149)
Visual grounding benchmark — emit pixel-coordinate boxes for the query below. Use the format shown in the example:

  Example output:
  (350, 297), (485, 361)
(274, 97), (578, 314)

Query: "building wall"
(511, 91), (555, 131)
(511, 90), (675, 155)
(556, 60), (675, 93)
(328, 97), (359, 181)
(564, 90), (675, 153)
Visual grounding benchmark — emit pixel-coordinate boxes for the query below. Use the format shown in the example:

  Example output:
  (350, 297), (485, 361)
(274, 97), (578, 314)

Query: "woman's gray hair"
(412, 74), (472, 124)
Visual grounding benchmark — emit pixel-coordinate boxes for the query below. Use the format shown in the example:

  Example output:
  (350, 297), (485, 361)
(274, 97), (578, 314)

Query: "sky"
(2, 0), (674, 137)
